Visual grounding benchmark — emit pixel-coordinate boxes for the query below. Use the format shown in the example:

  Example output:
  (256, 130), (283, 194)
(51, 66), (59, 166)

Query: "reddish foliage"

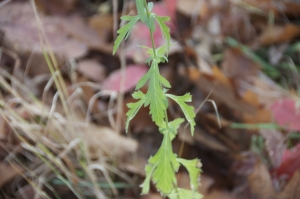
(273, 144), (300, 180)
(102, 65), (148, 92)
(271, 98), (300, 131)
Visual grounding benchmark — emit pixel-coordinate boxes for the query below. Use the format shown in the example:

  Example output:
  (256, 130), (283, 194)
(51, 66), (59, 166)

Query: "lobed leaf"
(148, 13), (156, 32)
(141, 165), (155, 194)
(125, 91), (146, 132)
(159, 118), (184, 141)
(166, 93), (196, 136)
(135, 0), (147, 23)
(154, 15), (171, 53)
(177, 158), (201, 191)
(159, 75), (171, 88)
(144, 61), (170, 126)
(168, 188), (203, 199)
(139, 45), (169, 65)
(141, 130), (180, 195)
(136, 69), (151, 90)
(113, 15), (140, 55)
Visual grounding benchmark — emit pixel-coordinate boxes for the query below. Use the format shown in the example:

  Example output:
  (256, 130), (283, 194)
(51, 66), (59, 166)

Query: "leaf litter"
(1, 0), (300, 198)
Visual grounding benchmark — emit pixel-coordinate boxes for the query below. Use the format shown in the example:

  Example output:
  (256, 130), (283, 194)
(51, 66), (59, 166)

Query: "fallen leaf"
(259, 129), (286, 168)
(0, 2), (88, 75)
(102, 65), (148, 92)
(259, 24), (300, 46)
(85, 125), (138, 158)
(242, 90), (260, 108)
(178, 126), (229, 153)
(35, 0), (78, 15)
(222, 48), (260, 80)
(247, 160), (276, 199)
(77, 59), (106, 83)
(88, 14), (113, 42)
(177, 0), (209, 19)
(241, 0), (300, 19)
(274, 144), (300, 181)
(0, 163), (23, 187)
(56, 15), (113, 54)
(277, 171), (300, 199)
(188, 67), (256, 117)
(271, 98), (300, 131)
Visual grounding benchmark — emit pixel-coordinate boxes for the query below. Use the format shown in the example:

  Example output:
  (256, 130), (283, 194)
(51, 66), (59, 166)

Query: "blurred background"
(0, 0), (300, 198)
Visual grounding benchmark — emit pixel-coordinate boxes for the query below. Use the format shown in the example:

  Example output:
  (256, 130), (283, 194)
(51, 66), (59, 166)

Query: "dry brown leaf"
(89, 14), (114, 41)
(242, 90), (261, 108)
(77, 59), (106, 83)
(0, 163), (24, 187)
(177, 0), (229, 20)
(35, 0), (78, 15)
(220, 12), (256, 43)
(188, 67), (256, 115)
(259, 24), (300, 46)
(178, 126), (229, 152)
(251, 73), (290, 107)
(85, 125), (138, 158)
(57, 16), (113, 54)
(248, 161), (300, 199)
(241, 0), (300, 19)
(0, 2), (87, 75)
(222, 48), (260, 79)
(277, 171), (300, 199)
(247, 161), (276, 199)
(122, 156), (147, 176)
(188, 67), (272, 123)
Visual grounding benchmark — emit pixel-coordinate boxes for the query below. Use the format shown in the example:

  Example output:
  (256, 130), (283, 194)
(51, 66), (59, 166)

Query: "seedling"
(113, 1), (202, 198)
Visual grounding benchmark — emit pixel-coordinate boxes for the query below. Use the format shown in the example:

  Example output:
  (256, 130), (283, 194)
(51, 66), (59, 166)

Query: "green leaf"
(148, 13), (156, 32)
(144, 61), (170, 126)
(154, 16), (171, 52)
(140, 165), (155, 194)
(159, 75), (171, 88)
(113, 15), (140, 55)
(136, 69), (151, 90)
(177, 158), (201, 191)
(147, 2), (154, 11)
(135, 0), (147, 23)
(139, 45), (169, 65)
(168, 188), (203, 199)
(142, 130), (180, 196)
(125, 91), (146, 132)
(166, 93), (196, 135)
(159, 118), (184, 141)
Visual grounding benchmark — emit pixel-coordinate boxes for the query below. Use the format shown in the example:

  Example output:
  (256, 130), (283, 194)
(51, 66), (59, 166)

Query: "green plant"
(113, 1), (202, 198)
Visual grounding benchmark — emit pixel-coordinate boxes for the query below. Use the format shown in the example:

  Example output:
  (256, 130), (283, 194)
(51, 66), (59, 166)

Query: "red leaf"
(274, 144), (300, 180)
(271, 98), (300, 130)
(102, 65), (148, 92)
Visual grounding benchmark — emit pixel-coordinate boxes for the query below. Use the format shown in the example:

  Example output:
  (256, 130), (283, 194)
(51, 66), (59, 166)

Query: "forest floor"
(1, 0), (300, 198)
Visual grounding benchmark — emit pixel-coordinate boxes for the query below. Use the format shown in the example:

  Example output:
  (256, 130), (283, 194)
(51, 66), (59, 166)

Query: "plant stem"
(144, 0), (157, 59)
(150, 31), (157, 58)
